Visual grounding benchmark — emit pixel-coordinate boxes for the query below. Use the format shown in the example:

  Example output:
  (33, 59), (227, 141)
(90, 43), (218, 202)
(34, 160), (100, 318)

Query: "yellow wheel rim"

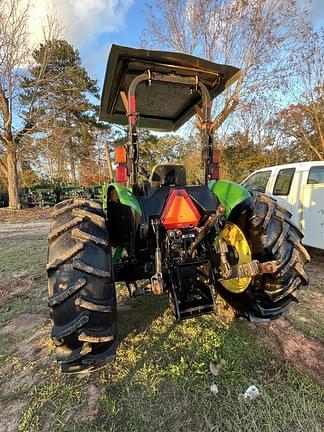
(217, 222), (252, 294)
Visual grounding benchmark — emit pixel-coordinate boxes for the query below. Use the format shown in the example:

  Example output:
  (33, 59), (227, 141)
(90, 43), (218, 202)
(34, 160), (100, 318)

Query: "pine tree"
(21, 39), (109, 184)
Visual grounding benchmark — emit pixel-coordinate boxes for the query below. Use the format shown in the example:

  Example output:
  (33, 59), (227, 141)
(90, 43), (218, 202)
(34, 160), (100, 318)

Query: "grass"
(0, 237), (47, 275)
(285, 285), (324, 342)
(0, 226), (323, 432)
(0, 300), (32, 325)
(0, 236), (48, 326)
(14, 308), (324, 432)
(286, 309), (324, 341)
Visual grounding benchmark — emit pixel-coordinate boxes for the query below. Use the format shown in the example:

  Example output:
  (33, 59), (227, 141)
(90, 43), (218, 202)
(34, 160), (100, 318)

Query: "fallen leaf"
(209, 359), (225, 376)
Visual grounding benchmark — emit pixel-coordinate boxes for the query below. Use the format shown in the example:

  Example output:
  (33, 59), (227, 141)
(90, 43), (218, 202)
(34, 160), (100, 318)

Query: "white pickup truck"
(241, 161), (324, 250)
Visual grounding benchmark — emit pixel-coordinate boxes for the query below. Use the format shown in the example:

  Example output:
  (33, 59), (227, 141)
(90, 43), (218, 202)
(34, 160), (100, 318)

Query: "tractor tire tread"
(48, 217), (84, 240)
(56, 343), (92, 363)
(217, 191), (309, 321)
(78, 324), (116, 343)
(48, 277), (87, 307)
(72, 259), (112, 279)
(47, 199), (117, 374)
(47, 243), (84, 270)
(74, 295), (113, 312)
(52, 312), (89, 339)
(81, 340), (117, 364)
(72, 208), (106, 229)
(52, 199), (102, 218)
(71, 228), (109, 246)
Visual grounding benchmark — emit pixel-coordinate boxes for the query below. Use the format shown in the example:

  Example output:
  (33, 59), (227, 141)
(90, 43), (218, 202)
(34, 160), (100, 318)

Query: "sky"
(26, 0), (147, 90)
(26, 0), (324, 94)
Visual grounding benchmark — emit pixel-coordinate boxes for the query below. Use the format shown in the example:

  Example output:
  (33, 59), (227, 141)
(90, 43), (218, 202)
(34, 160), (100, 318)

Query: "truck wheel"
(216, 192), (310, 321)
(47, 199), (117, 373)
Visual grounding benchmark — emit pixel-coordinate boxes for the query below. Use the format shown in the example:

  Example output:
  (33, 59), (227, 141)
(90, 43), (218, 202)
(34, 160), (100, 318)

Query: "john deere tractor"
(47, 45), (310, 373)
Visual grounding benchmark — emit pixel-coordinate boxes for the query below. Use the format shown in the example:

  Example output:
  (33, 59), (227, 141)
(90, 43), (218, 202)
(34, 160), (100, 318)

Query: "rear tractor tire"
(216, 191), (310, 322)
(47, 199), (117, 373)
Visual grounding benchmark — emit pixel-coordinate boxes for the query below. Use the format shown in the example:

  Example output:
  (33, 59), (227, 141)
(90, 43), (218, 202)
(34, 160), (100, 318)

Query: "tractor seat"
(149, 163), (187, 188)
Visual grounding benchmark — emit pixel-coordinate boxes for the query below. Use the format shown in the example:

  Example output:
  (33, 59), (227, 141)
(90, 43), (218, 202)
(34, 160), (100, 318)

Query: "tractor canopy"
(99, 44), (241, 131)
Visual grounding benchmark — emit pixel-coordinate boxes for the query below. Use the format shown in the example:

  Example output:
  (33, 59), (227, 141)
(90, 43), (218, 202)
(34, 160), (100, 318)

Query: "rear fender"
(209, 180), (251, 220)
(102, 183), (142, 262)
(101, 182), (142, 217)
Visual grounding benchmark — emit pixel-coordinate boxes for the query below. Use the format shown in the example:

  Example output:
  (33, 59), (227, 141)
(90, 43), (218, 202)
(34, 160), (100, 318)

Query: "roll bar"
(122, 70), (217, 187)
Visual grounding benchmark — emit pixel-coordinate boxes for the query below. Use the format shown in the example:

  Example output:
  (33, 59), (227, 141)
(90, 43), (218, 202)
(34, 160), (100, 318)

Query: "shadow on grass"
(117, 292), (170, 342)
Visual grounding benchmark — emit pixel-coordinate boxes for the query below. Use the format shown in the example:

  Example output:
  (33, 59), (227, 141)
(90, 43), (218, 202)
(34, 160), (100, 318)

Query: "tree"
(139, 132), (188, 173)
(143, 0), (311, 136)
(19, 167), (40, 188)
(0, 0), (62, 207)
(110, 129), (190, 179)
(221, 131), (282, 182)
(273, 100), (324, 161)
(79, 127), (112, 186)
(273, 29), (324, 161)
(21, 39), (109, 185)
(0, 0), (31, 207)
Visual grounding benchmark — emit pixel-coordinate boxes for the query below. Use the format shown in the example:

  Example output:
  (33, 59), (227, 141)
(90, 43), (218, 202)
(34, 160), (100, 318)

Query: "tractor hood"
(99, 44), (241, 131)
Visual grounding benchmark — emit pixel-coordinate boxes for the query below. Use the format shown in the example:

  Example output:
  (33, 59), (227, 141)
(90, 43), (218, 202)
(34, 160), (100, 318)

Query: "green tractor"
(47, 45), (310, 374)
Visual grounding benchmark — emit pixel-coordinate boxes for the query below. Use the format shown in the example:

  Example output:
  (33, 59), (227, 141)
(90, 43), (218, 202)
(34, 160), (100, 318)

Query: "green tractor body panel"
(101, 183), (109, 215)
(102, 182), (142, 216)
(209, 180), (251, 220)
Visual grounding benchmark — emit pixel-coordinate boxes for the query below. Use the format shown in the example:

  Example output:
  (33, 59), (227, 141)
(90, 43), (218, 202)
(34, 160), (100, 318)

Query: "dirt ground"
(0, 208), (51, 223)
(252, 251), (324, 384)
(268, 318), (324, 382)
(0, 208), (323, 432)
(0, 220), (50, 239)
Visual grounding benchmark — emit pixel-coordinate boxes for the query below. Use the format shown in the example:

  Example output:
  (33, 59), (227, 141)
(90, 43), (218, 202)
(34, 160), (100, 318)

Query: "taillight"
(116, 166), (127, 183)
(210, 166), (219, 180)
(161, 189), (200, 229)
(115, 146), (127, 163)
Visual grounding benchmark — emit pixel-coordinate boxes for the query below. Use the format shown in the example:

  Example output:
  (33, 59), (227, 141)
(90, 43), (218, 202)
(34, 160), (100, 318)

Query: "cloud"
(83, 40), (112, 82)
(26, 0), (133, 48)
